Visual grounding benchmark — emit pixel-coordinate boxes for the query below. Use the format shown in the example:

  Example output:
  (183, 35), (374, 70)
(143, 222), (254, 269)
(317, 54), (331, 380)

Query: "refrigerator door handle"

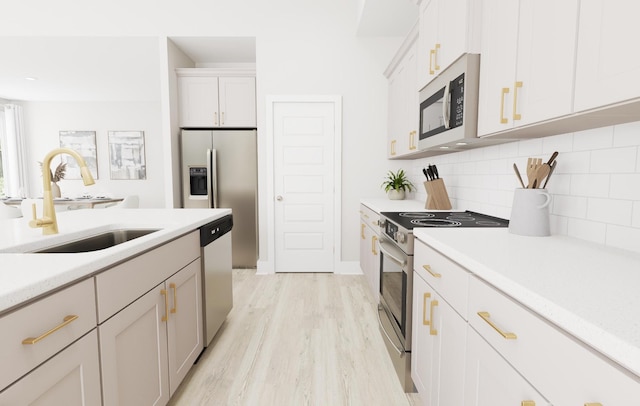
(208, 149), (218, 208)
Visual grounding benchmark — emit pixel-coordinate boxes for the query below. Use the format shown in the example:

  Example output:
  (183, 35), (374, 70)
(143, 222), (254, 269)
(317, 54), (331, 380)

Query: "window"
(0, 104), (27, 198)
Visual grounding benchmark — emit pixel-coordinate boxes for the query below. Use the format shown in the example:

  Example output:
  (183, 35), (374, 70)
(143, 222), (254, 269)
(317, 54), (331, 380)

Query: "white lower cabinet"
(99, 259), (203, 406)
(359, 204), (380, 301)
(464, 326), (549, 406)
(0, 330), (101, 405)
(411, 270), (466, 406)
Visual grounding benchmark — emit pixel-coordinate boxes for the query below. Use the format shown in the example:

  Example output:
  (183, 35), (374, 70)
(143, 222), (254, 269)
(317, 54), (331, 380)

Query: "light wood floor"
(169, 269), (422, 406)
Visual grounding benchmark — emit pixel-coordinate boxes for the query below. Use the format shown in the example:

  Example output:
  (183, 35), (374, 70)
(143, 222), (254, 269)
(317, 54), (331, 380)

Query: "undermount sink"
(34, 229), (160, 253)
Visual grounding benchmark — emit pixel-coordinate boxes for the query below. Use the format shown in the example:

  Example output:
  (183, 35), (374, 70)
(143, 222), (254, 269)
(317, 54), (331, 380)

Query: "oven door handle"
(377, 306), (403, 357)
(378, 240), (406, 267)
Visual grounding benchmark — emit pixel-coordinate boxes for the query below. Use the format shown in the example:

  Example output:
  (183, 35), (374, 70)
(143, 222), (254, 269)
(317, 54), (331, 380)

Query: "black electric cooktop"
(380, 210), (509, 229)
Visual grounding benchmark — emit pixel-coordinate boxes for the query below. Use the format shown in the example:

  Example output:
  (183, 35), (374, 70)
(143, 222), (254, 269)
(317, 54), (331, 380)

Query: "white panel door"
(273, 101), (336, 272)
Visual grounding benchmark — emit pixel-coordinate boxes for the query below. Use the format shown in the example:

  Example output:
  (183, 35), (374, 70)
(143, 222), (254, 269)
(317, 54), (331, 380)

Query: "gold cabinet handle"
(361, 223), (365, 239)
(214, 111), (218, 126)
(390, 140), (397, 156)
(521, 402), (535, 406)
(429, 49), (436, 75)
(500, 87), (510, 124)
(409, 131), (417, 150)
(513, 81), (523, 120)
(429, 300), (439, 335)
(422, 292), (431, 326)
(423, 264), (441, 278)
(477, 311), (517, 339)
(22, 315), (79, 345)
(371, 236), (378, 255)
(161, 289), (169, 322)
(584, 403), (602, 406)
(434, 43), (441, 71)
(221, 111), (225, 125)
(170, 283), (177, 314)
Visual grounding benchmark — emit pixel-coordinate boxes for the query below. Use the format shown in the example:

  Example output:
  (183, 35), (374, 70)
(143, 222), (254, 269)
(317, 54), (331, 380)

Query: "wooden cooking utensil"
(526, 158), (542, 188)
(513, 163), (525, 188)
(534, 163), (551, 189)
(542, 160), (557, 188)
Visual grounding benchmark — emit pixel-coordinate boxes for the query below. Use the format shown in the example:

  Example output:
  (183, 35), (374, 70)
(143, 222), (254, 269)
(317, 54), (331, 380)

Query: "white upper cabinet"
(574, 0), (640, 112)
(417, 0), (481, 91)
(385, 27), (419, 159)
(177, 70), (256, 128)
(477, 0), (579, 136)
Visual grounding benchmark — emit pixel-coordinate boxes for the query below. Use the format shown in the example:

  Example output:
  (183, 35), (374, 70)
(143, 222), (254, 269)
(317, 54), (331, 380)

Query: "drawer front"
(96, 231), (199, 323)
(414, 239), (469, 320)
(0, 278), (97, 390)
(359, 204), (380, 233)
(468, 276), (640, 405)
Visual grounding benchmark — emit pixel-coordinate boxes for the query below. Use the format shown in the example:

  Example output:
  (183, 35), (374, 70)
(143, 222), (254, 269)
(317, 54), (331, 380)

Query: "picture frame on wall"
(59, 130), (98, 179)
(108, 130), (147, 180)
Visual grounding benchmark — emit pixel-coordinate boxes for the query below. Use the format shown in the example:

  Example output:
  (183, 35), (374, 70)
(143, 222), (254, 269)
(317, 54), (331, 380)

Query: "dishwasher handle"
(200, 215), (233, 247)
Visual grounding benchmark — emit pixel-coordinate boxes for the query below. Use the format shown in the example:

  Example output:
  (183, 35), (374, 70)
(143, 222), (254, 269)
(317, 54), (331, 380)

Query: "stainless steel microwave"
(418, 53), (481, 150)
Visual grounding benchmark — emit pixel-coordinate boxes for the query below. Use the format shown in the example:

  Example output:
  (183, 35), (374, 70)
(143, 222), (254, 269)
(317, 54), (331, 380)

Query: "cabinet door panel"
(99, 286), (170, 406)
(0, 330), (101, 406)
(218, 77), (256, 127)
(411, 272), (435, 401)
(178, 76), (219, 127)
(167, 260), (203, 394)
(464, 327), (549, 406)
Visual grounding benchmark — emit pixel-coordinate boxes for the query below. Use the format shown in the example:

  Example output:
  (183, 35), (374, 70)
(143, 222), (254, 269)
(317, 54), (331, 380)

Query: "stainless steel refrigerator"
(181, 129), (258, 268)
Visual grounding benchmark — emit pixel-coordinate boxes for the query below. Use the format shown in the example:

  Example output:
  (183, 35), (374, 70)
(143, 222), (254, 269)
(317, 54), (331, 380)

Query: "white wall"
(0, 0), (406, 265)
(409, 121), (640, 255)
(20, 101), (165, 207)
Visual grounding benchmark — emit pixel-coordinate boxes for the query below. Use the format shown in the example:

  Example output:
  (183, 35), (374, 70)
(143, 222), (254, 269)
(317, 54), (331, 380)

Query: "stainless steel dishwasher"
(200, 214), (233, 346)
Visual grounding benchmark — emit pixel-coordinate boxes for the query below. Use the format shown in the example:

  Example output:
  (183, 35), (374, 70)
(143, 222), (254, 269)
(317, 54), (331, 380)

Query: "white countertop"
(0, 208), (231, 315)
(414, 227), (640, 378)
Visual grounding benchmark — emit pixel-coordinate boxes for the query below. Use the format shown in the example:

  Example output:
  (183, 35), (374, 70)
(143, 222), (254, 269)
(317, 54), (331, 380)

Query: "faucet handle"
(31, 203), (37, 220)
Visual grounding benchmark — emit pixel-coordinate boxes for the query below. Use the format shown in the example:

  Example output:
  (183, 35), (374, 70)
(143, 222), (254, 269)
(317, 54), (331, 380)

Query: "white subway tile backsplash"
(605, 225), (640, 254)
(567, 218), (606, 245)
(573, 126), (613, 150)
(590, 147), (637, 173)
(586, 197), (632, 226)
(610, 174), (640, 200)
(613, 121), (640, 147)
(570, 174), (610, 198)
(410, 121), (640, 254)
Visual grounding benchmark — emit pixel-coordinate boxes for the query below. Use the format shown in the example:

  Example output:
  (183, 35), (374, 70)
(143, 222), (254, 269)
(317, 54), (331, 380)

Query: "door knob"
(276, 195), (283, 201)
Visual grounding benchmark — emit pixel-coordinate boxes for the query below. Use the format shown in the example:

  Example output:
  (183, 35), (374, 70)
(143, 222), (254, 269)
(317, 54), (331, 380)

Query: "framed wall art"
(59, 130), (98, 179)
(108, 130), (146, 180)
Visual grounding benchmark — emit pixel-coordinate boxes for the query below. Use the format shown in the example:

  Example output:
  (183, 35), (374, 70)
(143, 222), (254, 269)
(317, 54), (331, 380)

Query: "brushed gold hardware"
(214, 112), (218, 126)
(521, 401), (535, 406)
(22, 315), (79, 345)
(434, 43), (441, 71)
(477, 311), (517, 339)
(161, 289), (169, 322)
(423, 264), (441, 278)
(221, 111), (225, 125)
(500, 88), (510, 124)
(429, 300), (439, 335)
(513, 81), (523, 120)
(429, 49), (436, 75)
(584, 403), (602, 406)
(170, 283), (177, 314)
(361, 224), (365, 239)
(423, 292), (431, 326)
(409, 131), (417, 150)
(372, 236), (378, 255)
(390, 140), (397, 156)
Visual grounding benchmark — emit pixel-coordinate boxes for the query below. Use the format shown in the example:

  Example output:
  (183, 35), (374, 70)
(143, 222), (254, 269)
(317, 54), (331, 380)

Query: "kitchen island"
(0, 208), (231, 405)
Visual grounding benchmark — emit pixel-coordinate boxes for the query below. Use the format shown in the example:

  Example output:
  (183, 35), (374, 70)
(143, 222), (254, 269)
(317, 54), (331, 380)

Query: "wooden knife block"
(424, 179), (452, 210)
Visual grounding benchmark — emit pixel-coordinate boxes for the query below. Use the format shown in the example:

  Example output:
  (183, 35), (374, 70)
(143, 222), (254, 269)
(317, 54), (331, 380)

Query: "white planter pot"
(387, 189), (405, 200)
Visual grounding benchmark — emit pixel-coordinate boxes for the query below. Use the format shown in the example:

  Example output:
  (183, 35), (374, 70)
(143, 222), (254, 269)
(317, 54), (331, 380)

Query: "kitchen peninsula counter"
(0, 208), (231, 315)
(414, 227), (640, 378)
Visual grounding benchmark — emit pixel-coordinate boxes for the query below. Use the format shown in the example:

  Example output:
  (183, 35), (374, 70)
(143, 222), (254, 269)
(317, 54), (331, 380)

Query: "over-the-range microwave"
(418, 53), (481, 151)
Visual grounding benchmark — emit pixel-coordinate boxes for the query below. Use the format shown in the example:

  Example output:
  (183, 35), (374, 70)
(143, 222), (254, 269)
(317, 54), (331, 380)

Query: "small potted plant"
(381, 169), (414, 200)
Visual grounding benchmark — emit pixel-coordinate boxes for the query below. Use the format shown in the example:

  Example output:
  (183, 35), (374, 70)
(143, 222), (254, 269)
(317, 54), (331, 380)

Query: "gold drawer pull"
(500, 87), (510, 124)
(429, 300), (439, 335)
(161, 289), (169, 322)
(513, 81), (523, 120)
(477, 311), (517, 339)
(361, 224), (365, 239)
(371, 236), (378, 255)
(584, 403), (602, 406)
(521, 401), (535, 406)
(422, 292), (431, 326)
(22, 315), (79, 345)
(423, 264), (441, 278)
(170, 283), (177, 314)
